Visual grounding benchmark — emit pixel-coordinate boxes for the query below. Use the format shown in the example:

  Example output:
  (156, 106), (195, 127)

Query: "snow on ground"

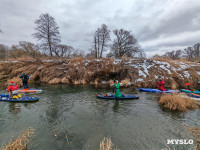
(113, 59), (122, 64)
(0, 60), (19, 63)
(113, 58), (199, 80)
(154, 75), (158, 79)
(138, 69), (147, 78)
(184, 71), (190, 78)
(135, 78), (144, 82)
(42, 60), (54, 63)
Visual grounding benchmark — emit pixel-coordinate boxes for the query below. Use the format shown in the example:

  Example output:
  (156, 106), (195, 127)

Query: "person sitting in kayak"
(155, 78), (166, 91)
(197, 81), (200, 91)
(114, 80), (123, 97)
(19, 72), (29, 89)
(7, 81), (19, 98)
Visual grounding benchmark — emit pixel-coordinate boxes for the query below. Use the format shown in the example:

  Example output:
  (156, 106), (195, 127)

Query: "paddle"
(185, 83), (197, 86)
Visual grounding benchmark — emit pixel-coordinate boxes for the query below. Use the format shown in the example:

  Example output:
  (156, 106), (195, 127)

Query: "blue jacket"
(19, 74), (29, 81)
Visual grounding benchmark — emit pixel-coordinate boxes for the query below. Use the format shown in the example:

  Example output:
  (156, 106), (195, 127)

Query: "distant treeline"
(0, 13), (145, 60)
(152, 43), (200, 61)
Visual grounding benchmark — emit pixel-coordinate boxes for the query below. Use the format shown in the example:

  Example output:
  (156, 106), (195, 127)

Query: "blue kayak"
(188, 93), (200, 98)
(97, 94), (139, 100)
(139, 88), (180, 93)
(0, 96), (39, 102)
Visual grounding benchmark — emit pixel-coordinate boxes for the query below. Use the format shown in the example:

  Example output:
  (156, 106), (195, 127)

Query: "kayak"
(181, 89), (200, 94)
(139, 88), (180, 93)
(188, 93), (200, 98)
(0, 96), (39, 102)
(97, 94), (139, 100)
(17, 89), (42, 93)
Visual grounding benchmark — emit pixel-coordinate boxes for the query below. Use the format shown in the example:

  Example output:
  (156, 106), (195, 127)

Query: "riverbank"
(0, 57), (199, 89)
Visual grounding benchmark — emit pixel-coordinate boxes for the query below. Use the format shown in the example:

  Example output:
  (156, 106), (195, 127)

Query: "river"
(0, 84), (199, 150)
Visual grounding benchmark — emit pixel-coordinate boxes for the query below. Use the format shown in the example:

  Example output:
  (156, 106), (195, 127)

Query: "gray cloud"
(0, 0), (200, 57)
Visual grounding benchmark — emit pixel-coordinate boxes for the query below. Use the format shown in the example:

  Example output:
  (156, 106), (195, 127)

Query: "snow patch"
(135, 78), (144, 82)
(184, 71), (190, 78)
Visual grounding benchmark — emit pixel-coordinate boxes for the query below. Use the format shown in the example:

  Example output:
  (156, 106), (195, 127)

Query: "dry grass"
(120, 78), (131, 87)
(0, 57), (199, 88)
(183, 123), (200, 150)
(6, 77), (22, 87)
(99, 137), (119, 150)
(159, 93), (200, 112)
(1, 127), (35, 150)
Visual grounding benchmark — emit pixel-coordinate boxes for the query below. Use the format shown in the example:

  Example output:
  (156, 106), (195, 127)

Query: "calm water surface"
(0, 84), (199, 150)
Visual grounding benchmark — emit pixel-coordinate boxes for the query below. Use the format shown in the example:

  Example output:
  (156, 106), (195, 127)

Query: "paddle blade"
(185, 83), (197, 85)
(185, 83), (191, 85)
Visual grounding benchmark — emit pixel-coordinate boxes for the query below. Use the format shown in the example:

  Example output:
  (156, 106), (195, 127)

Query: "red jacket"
(155, 80), (165, 86)
(155, 79), (166, 91)
(7, 85), (19, 92)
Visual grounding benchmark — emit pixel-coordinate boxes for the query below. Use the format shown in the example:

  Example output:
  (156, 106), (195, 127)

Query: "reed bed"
(1, 127), (35, 150)
(159, 93), (200, 112)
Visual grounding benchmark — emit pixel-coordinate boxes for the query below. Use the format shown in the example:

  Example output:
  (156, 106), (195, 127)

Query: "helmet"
(10, 81), (15, 85)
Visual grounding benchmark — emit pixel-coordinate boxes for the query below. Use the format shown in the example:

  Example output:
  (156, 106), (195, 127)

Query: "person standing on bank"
(19, 72), (29, 89)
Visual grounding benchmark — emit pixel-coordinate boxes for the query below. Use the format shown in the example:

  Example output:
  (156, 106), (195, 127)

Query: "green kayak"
(181, 89), (200, 94)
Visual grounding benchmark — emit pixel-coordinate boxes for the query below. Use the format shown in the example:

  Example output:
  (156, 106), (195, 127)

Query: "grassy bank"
(0, 57), (199, 88)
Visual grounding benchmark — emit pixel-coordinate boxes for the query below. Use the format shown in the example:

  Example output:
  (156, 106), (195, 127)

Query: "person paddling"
(114, 80), (123, 97)
(155, 77), (166, 91)
(7, 81), (19, 98)
(19, 72), (29, 89)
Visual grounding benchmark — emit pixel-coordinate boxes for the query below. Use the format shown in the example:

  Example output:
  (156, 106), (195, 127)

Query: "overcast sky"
(0, 0), (200, 57)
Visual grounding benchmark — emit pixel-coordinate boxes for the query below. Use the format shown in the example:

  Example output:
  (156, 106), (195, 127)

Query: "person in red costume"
(155, 78), (166, 91)
(7, 81), (19, 98)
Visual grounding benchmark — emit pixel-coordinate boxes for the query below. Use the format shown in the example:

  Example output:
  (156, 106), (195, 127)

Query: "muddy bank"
(0, 58), (199, 89)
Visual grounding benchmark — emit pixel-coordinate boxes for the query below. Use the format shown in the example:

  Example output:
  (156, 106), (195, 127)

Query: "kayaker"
(114, 80), (123, 97)
(19, 72), (29, 89)
(7, 81), (19, 98)
(155, 78), (166, 91)
(197, 81), (200, 91)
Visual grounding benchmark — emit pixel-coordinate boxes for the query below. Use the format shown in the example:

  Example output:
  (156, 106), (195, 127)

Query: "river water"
(0, 84), (199, 150)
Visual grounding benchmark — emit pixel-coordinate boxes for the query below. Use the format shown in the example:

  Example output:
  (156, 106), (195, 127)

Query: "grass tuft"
(159, 93), (200, 112)
(1, 127), (35, 150)
(99, 137), (119, 150)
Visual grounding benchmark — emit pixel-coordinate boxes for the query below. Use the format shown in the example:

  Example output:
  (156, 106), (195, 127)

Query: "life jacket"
(7, 85), (18, 92)
(23, 75), (29, 80)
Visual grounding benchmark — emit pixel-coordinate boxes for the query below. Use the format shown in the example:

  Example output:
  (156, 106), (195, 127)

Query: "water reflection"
(113, 100), (119, 112)
(9, 103), (21, 115)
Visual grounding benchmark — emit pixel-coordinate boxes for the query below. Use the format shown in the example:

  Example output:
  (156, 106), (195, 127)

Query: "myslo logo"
(167, 139), (194, 145)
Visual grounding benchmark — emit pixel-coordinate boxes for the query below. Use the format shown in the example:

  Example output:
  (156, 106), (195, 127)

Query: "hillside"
(0, 57), (199, 89)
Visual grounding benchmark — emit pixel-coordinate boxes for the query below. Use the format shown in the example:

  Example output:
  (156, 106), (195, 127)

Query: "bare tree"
(9, 41), (40, 58)
(184, 47), (193, 59)
(111, 29), (140, 58)
(0, 44), (8, 60)
(163, 50), (182, 59)
(32, 13), (61, 56)
(91, 24), (110, 58)
(72, 49), (85, 57)
(54, 44), (75, 57)
(193, 43), (200, 58)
